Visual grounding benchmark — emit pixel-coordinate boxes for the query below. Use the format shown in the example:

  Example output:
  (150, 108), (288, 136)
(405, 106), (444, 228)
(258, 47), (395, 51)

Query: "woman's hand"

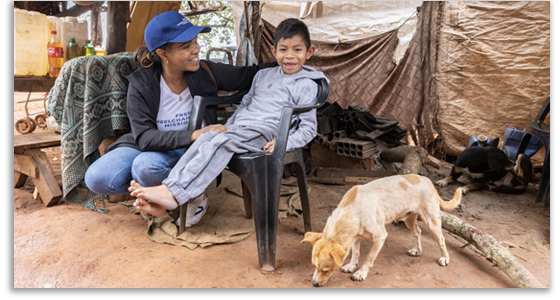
(263, 140), (276, 153)
(190, 124), (229, 142)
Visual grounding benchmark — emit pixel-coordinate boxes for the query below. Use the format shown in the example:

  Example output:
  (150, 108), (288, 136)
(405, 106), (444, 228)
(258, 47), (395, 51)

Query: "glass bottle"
(47, 30), (64, 77)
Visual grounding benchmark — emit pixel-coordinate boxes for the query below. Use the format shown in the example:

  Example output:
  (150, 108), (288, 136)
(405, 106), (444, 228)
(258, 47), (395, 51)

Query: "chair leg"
(293, 155), (312, 233)
(229, 156), (274, 270)
(544, 184), (550, 206)
(250, 170), (275, 271)
(516, 131), (533, 158)
(536, 149), (550, 204)
(178, 202), (188, 235)
(241, 180), (252, 219)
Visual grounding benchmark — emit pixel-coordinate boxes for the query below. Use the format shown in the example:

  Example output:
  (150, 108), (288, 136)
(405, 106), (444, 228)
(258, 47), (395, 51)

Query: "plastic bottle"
(67, 38), (81, 61)
(48, 16), (88, 63)
(94, 43), (106, 56)
(82, 39), (94, 56)
(47, 30), (64, 77)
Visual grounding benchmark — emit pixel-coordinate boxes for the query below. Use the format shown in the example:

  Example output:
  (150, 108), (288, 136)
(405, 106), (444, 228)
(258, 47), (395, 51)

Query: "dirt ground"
(13, 92), (551, 289)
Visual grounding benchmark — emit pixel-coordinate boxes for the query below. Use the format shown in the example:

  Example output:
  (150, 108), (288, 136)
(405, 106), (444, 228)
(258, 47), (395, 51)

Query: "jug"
(14, 9), (49, 76)
(502, 127), (543, 160)
(466, 135), (494, 148)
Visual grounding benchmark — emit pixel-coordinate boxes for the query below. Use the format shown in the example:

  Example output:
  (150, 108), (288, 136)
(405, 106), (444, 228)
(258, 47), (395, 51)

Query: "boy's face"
(271, 35), (315, 74)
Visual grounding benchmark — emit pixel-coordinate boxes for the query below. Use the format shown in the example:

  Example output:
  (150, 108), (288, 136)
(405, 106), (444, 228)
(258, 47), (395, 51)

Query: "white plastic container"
(48, 16), (88, 62)
(14, 9), (49, 76)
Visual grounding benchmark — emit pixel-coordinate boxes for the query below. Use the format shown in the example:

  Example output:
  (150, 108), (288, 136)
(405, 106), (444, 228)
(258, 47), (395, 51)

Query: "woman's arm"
(126, 84), (195, 151)
(205, 60), (278, 92)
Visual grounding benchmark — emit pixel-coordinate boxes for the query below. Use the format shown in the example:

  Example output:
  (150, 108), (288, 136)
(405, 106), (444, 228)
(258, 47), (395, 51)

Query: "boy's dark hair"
(274, 18), (311, 50)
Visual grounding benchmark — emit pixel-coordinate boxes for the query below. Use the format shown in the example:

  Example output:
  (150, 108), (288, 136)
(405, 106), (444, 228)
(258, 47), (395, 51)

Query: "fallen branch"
(440, 211), (545, 288)
(447, 232), (485, 257)
(514, 254), (528, 263)
(380, 145), (440, 174)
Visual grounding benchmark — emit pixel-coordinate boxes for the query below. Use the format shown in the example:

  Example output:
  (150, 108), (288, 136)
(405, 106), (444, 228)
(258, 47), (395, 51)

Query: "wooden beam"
(14, 171), (28, 188)
(25, 148), (62, 207)
(14, 131), (61, 152)
(180, 6), (226, 17)
(107, 1), (130, 55)
(14, 76), (57, 93)
(14, 154), (39, 178)
(55, 1), (106, 17)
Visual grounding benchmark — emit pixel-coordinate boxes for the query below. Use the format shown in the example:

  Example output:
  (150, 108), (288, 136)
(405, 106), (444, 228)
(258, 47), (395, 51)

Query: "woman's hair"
(134, 43), (170, 68)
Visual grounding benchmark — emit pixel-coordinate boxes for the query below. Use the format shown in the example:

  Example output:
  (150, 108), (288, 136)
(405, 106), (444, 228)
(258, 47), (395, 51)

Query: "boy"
(129, 18), (328, 226)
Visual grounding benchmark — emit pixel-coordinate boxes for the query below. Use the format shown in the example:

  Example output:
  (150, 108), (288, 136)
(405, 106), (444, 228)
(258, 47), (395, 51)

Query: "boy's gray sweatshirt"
(225, 65), (328, 151)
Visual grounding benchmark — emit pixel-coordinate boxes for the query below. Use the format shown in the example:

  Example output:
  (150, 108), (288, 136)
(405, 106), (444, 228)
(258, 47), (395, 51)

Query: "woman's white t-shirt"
(157, 76), (205, 131)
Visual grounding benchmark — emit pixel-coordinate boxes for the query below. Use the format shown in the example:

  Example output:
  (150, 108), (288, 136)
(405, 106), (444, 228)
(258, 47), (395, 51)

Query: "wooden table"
(14, 76), (57, 93)
(14, 131), (62, 206)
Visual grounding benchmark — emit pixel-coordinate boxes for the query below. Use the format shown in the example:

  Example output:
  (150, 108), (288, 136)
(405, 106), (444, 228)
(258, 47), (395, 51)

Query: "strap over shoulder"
(200, 61), (217, 87)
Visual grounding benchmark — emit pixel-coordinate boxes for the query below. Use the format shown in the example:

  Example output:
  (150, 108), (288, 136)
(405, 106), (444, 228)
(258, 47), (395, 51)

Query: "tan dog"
(301, 174), (462, 287)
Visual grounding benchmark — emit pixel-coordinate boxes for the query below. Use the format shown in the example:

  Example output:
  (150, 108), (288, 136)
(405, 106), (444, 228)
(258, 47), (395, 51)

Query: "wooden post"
(106, 1), (129, 55)
(96, 12), (104, 46)
(91, 11), (100, 45)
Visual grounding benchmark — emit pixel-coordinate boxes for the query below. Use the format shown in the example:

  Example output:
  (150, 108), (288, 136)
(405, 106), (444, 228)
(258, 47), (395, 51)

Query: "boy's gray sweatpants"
(162, 125), (269, 205)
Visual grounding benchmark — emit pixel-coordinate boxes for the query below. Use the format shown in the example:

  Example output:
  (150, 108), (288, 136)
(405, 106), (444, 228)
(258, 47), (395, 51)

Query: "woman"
(84, 11), (276, 226)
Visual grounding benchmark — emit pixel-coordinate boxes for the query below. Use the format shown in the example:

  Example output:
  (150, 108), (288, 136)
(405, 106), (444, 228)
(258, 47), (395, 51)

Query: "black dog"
(436, 138), (515, 194)
(489, 153), (534, 194)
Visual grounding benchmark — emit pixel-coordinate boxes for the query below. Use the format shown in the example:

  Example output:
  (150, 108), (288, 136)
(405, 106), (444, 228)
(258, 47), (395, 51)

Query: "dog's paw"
(435, 179), (448, 187)
(341, 263), (357, 273)
(461, 186), (470, 195)
(351, 269), (368, 281)
(407, 248), (421, 257)
(437, 257), (449, 266)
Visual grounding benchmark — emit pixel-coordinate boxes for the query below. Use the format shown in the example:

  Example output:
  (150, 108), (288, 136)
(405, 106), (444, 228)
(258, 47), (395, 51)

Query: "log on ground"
(380, 145), (440, 173)
(440, 211), (545, 288)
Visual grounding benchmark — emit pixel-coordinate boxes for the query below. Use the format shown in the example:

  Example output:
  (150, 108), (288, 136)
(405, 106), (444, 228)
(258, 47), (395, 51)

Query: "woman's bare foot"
(128, 180), (179, 211)
(133, 198), (166, 217)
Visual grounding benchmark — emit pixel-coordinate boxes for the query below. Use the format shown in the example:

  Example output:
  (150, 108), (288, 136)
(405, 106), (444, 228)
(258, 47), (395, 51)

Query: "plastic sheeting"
(256, 2), (442, 151)
(435, 1), (550, 160)
(231, 1), (550, 162)
(232, 1), (422, 63)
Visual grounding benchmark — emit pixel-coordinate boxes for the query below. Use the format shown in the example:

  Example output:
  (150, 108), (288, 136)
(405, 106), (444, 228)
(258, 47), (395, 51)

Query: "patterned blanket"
(47, 52), (137, 213)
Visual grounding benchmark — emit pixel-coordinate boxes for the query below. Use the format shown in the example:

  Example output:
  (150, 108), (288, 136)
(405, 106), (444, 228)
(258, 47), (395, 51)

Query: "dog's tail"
(439, 187), (462, 212)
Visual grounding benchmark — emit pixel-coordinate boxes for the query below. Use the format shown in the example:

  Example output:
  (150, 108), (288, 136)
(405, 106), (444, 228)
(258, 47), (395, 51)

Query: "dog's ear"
(489, 138), (500, 148)
(301, 232), (323, 245)
(330, 244), (346, 267)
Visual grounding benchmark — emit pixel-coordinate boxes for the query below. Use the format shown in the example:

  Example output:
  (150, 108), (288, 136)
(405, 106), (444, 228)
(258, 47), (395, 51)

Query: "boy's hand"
(264, 140), (276, 153)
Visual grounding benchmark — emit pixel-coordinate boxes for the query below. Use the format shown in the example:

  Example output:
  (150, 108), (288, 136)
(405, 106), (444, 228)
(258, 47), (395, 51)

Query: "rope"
(397, 8), (418, 31)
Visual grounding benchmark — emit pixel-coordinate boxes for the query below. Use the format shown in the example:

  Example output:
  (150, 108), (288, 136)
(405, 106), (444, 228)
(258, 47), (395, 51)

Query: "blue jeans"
(84, 146), (186, 195)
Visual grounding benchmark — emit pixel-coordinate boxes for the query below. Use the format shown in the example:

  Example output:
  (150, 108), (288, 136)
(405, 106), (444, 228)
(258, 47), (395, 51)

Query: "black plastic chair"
(178, 78), (329, 270)
(516, 97), (550, 204)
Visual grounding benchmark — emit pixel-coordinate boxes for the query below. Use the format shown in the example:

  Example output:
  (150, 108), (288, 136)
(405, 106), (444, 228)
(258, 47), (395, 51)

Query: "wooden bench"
(14, 131), (62, 206)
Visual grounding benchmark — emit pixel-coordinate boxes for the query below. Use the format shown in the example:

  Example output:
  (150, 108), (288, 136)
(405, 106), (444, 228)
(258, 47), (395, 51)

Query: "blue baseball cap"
(144, 11), (211, 52)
